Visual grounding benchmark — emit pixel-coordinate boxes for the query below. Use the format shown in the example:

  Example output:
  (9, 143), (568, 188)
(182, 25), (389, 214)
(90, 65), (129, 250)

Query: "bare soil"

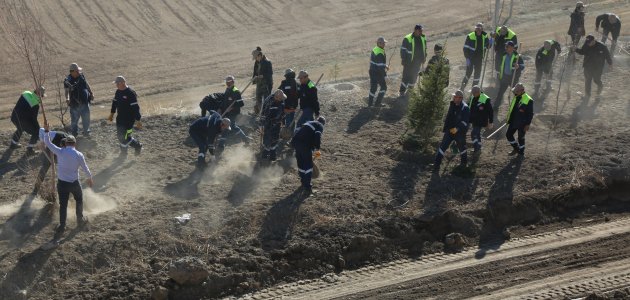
(0, 0), (629, 299)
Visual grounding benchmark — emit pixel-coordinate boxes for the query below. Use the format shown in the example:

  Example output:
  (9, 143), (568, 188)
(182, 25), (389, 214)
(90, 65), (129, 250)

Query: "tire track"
(239, 217), (630, 299)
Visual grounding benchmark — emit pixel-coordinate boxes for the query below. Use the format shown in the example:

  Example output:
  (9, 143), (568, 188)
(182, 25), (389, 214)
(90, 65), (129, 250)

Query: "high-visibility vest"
(506, 93), (532, 123)
(500, 52), (519, 80)
(307, 80), (315, 89)
(22, 91), (40, 108)
(470, 93), (490, 105)
(467, 32), (487, 52)
(495, 27), (516, 41)
(542, 40), (556, 55)
(405, 33), (427, 61)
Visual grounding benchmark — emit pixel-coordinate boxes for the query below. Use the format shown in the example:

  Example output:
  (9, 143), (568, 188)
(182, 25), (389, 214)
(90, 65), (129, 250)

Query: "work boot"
(9, 140), (20, 149)
(77, 216), (89, 230)
(367, 96), (374, 107)
(596, 84), (603, 96)
(119, 146), (128, 159)
(54, 224), (65, 240)
(508, 147), (519, 156)
(269, 150), (277, 162)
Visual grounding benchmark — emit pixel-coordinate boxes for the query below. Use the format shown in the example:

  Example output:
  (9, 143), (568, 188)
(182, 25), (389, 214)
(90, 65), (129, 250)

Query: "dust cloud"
(82, 188), (118, 216)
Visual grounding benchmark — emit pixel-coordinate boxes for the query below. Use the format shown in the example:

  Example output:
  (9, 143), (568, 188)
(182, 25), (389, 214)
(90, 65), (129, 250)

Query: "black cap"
(505, 41), (515, 47)
(414, 24), (423, 30)
(434, 44), (443, 52)
(585, 34), (595, 41)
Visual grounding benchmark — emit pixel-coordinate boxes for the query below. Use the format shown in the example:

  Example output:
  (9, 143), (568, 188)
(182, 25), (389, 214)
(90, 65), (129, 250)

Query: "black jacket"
(463, 31), (490, 59)
(11, 92), (40, 127)
(596, 14), (621, 40)
(200, 93), (223, 117)
(278, 78), (298, 110)
(506, 93), (534, 128)
(575, 41), (612, 71)
(189, 112), (223, 143)
(111, 87), (141, 126)
(261, 96), (285, 127)
(291, 120), (324, 150)
(425, 55), (450, 86)
(298, 80), (319, 115)
(442, 101), (470, 134)
(220, 86), (244, 120)
(535, 41), (562, 70)
(369, 46), (387, 77)
(64, 74), (92, 107)
(469, 93), (494, 127)
(401, 33), (427, 66)
(253, 57), (273, 90)
(568, 10), (585, 36)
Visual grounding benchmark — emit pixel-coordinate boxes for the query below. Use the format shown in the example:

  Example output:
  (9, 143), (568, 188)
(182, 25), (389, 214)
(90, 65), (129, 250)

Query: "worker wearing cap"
(495, 41), (524, 108)
(261, 90), (286, 161)
(568, 2), (586, 47)
(64, 63), (94, 137)
(399, 24), (427, 96)
(296, 70), (320, 127)
(425, 43), (450, 87)
(469, 85), (493, 152)
(462, 23), (490, 91)
(218, 75), (250, 144)
(596, 13), (621, 56)
(291, 116), (325, 195)
(9, 86), (45, 155)
(278, 69), (299, 129)
(252, 47), (274, 115)
(434, 90), (470, 170)
(108, 76), (143, 157)
(493, 25), (518, 78)
(39, 123), (94, 240)
(505, 83), (533, 156)
(200, 92), (223, 117)
(573, 35), (613, 97)
(534, 40), (562, 95)
(189, 111), (231, 168)
(369, 36), (388, 107)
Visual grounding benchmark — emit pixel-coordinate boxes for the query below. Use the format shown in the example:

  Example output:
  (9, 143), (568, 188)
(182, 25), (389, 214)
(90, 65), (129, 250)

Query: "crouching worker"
(290, 116), (325, 196)
(189, 111), (231, 168)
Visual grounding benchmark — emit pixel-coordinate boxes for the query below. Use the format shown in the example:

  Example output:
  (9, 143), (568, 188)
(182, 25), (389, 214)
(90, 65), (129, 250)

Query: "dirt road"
(240, 217), (630, 299)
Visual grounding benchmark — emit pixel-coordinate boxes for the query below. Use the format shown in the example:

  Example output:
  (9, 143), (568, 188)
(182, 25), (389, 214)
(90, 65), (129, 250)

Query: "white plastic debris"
(175, 213), (191, 224)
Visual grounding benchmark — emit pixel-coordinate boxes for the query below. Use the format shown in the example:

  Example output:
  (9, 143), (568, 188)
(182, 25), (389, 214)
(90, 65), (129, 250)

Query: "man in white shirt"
(40, 123), (94, 239)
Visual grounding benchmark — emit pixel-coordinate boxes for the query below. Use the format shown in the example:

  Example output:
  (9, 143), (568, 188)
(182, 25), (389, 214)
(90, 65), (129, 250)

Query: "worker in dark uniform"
(433, 90), (470, 171)
(596, 13), (621, 56)
(505, 83), (534, 156)
(399, 24), (427, 96)
(279, 69), (299, 129)
(189, 112), (231, 168)
(108, 76), (143, 157)
(425, 43), (450, 86)
(64, 63), (93, 137)
(36, 130), (68, 190)
(291, 116), (325, 195)
(493, 25), (518, 79)
(461, 23), (490, 91)
(468, 85), (493, 152)
(568, 2), (586, 49)
(495, 41), (524, 109)
(534, 40), (562, 96)
(218, 75), (250, 144)
(296, 70), (320, 127)
(369, 36), (388, 107)
(199, 93), (223, 117)
(573, 35), (613, 97)
(252, 47), (273, 115)
(9, 86), (45, 155)
(261, 90), (286, 161)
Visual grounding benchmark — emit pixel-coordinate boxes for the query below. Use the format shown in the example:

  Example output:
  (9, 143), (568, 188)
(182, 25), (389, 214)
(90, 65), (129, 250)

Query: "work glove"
(107, 113), (114, 122)
(466, 58), (471, 67)
(135, 121), (143, 130)
(313, 150), (321, 159)
(449, 128), (458, 135)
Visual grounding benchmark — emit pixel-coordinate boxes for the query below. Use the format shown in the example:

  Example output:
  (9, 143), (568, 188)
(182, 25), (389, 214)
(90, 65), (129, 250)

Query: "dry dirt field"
(1, 0), (630, 299)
